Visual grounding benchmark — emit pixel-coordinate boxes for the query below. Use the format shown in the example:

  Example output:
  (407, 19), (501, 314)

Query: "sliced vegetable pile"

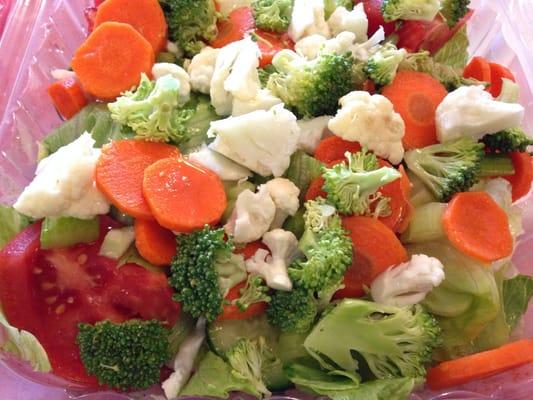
(2, 0), (533, 399)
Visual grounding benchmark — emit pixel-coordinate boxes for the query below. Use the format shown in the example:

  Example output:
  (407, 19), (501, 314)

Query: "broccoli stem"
(478, 154), (515, 178)
(401, 202), (447, 244)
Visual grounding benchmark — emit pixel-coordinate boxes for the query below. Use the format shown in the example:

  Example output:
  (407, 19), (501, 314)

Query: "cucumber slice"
(276, 331), (309, 363)
(40, 216), (99, 249)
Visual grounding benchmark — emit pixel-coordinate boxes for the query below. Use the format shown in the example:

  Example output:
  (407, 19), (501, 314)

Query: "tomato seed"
(41, 282), (56, 290)
(33, 268), (43, 275)
(77, 254), (88, 265)
(55, 304), (66, 315)
(66, 297), (74, 304)
(45, 296), (58, 305)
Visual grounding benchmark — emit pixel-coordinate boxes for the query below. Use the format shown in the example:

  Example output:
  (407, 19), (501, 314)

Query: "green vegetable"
(169, 225), (241, 321)
(168, 312), (196, 356)
(40, 216), (99, 249)
(233, 275), (271, 312)
(497, 78), (521, 103)
(267, 287), (318, 333)
(502, 274), (533, 330)
(252, 0), (293, 33)
(159, 0), (218, 56)
(440, 0), (470, 27)
(481, 127), (533, 154)
(282, 207), (305, 238)
(324, 0), (354, 19)
(267, 52), (355, 118)
(77, 320), (169, 390)
(401, 202), (446, 243)
(0, 308), (51, 372)
(433, 26), (469, 69)
(98, 227), (135, 259)
(304, 299), (441, 378)
(258, 64), (278, 87)
(156, 51), (178, 63)
(284, 150), (324, 200)
(381, 0), (441, 22)
(322, 150), (401, 216)
(364, 44), (407, 86)
(0, 206), (30, 250)
(117, 246), (159, 272)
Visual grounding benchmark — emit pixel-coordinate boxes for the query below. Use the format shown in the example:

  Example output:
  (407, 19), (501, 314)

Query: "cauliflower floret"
(262, 178), (301, 229)
(436, 85), (525, 143)
(232, 89), (283, 116)
(187, 46), (220, 94)
(208, 104), (300, 177)
(350, 26), (385, 61)
(151, 63), (191, 105)
(187, 145), (252, 181)
(289, 0), (331, 42)
(245, 229), (298, 291)
(224, 185), (276, 243)
(295, 31), (356, 60)
(328, 91), (405, 164)
(371, 254), (445, 307)
(297, 116), (332, 154)
(327, 3), (368, 40)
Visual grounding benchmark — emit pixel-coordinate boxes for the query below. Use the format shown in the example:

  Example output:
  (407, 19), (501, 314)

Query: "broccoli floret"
(304, 299), (442, 378)
(481, 127), (533, 154)
(440, 0), (470, 27)
(324, 0), (354, 19)
(169, 225), (237, 321)
(364, 44), (407, 86)
(258, 64), (278, 87)
(404, 138), (485, 202)
(226, 337), (277, 397)
(322, 150), (402, 216)
(159, 0), (218, 56)
(381, 0), (441, 22)
(267, 51), (355, 118)
(77, 320), (169, 390)
(267, 287), (318, 333)
(252, 0), (293, 33)
(233, 275), (272, 311)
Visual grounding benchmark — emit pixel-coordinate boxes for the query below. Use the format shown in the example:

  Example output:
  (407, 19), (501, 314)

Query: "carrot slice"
(72, 21), (155, 100)
(314, 136), (362, 164)
(382, 70), (448, 150)
(143, 158), (227, 232)
(47, 78), (88, 119)
(255, 30), (294, 68)
(218, 280), (268, 321)
(442, 191), (513, 262)
(210, 7), (256, 48)
(488, 62), (516, 98)
(377, 163), (413, 233)
(463, 56), (492, 84)
(335, 216), (409, 299)
(94, 0), (168, 54)
(504, 152), (533, 201)
(235, 240), (268, 260)
(427, 339), (533, 390)
(95, 140), (180, 220)
(134, 219), (177, 266)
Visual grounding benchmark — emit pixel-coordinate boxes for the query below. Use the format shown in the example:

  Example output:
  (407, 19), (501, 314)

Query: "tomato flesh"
(360, 0), (396, 36)
(219, 281), (268, 321)
(210, 7), (256, 48)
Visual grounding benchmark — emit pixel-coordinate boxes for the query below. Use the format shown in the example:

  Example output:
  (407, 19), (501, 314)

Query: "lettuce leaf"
(503, 275), (533, 330)
(0, 206), (31, 250)
(433, 26), (469, 69)
(284, 150), (323, 200)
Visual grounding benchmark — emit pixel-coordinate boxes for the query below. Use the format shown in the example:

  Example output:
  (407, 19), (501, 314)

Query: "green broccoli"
(169, 225), (244, 322)
(440, 0), (470, 27)
(304, 299), (442, 379)
(364, 44), (407, 86)
(252, 0), (293, 33)
(322, 150), (401, 216)
(258, 64), (278, 87)
(159, 0), (218, 56)
(481, 127), (533, 154)
(404, 138), (517, 202)
(324, 0), (354, 19)
(233, 275), (272, 312)
(267, 51), (355, 118)
(267, 287), (318, 333)
(381, 0), (441, 22)
(77, 320), (169, 390)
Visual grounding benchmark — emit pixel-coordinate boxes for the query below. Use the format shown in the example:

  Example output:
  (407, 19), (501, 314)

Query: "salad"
(1, 0), (533, 399)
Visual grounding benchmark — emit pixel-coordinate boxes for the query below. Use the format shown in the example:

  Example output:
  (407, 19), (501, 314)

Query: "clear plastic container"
(0, 0), (532, 399)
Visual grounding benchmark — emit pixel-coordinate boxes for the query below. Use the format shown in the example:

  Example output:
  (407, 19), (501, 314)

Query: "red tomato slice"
(219, 280), (268, 321)
(210, 7), (256, 48)
(255, 30), (294, 68)
(359, 0), (396, 36)
(235, 240), (268, 260)
(0, 217), (180, 386)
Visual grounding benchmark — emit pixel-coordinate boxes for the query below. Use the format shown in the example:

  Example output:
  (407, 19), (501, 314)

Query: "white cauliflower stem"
(263, 178), (301, 229)
(371, 254), (445, 307)
(232, 89), (282, 116)
(187, 46), (219, 94)
(328, 91), (405, 164)
(245, 229), (298, 291)
(436, 85), (524, 143)
(187, 145), (252, 181)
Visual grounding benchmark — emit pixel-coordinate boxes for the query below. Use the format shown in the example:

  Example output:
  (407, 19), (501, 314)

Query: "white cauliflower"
(151, 63), (191, 105)
(245, 229), (298, 291)
(327, 3), (368, 40)
(371, 254), (445, 307)
(208, 104), (300, 177)
(328, 91), (405, 164)
(187, 46), (219, 94)
(288, 0), (331, 42)
(224, 185), (276, 243)
(297, 116), (332, 154)
(436, 85), (525, 143)
(350, 26), (385, 61)
(263, 178), (301, 229)
(295, 31), (356, 60)
(232, 89), (283, 116)
(187, 145), (252, 181)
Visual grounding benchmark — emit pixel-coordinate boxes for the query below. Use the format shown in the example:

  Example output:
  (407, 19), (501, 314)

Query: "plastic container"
(0, 0), (532, 399)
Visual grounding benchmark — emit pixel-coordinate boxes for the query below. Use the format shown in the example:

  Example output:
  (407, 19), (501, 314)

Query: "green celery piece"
(434, 26), (469, 69)
(40, 216), (100, 249)
(0, 206), (31, 250)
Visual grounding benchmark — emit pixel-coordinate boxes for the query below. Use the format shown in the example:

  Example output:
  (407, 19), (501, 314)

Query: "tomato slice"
(219, 281), (268, 321)
(255, 30), (294, 67)
(210, 7), (256, 48)
(0, 217), (180, 385)
(359, 0), (396, 36)
(235, 240), (267, 260)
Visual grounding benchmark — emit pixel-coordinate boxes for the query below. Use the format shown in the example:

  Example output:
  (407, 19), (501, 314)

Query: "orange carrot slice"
(95, 140), (181, 220)
(377, 163), (413, 233)
(134, 219), (177, 266)
(47, 78), (88, 119)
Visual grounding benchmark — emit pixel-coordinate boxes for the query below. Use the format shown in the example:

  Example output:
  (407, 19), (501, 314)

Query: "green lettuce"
(433, 26), (469, 69)
(0, 206), (31, 250)
(284, 150), (323, 200)
(502, 274), (533, 330)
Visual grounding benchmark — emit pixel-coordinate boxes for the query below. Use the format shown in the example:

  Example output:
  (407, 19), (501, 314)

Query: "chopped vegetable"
(221, 276), (270, 319)
(40, 216), (99, 250)
(503, 275), (533, 330)
(463, 56), (491, 83)
(324, 0), (354, 19)
(440, 0), (471, 28)
(488, 62), (516, 98)
(503, 152), (533, 201)
(267, 286), (318, 333)
(364, 44), (407, 86)
(381, 0), (441, 22)
(47, 78), (88, 120)
(314, 136), (362, 165)
(433, 25), (468, 69)
(134, 219), (177, 266)
(252, 0), (293, 33)
(482, 127), (533, 154)
(0, 206), (31, 250)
